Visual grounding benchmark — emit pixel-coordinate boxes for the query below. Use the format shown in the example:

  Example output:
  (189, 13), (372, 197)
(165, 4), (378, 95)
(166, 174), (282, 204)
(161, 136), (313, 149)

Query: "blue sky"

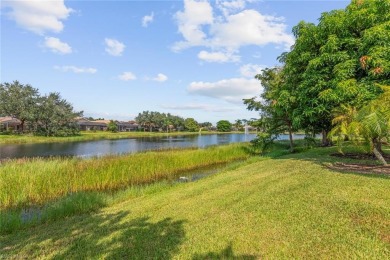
(1, 0), (348, 124)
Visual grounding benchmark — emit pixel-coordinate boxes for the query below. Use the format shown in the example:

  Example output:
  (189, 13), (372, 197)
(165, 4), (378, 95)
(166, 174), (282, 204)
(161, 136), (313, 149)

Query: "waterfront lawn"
(1, 145), (389, 258)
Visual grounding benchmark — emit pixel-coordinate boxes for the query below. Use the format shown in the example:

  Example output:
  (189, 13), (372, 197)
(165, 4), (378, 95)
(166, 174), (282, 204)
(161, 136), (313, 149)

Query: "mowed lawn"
(1, 147), (389, 259)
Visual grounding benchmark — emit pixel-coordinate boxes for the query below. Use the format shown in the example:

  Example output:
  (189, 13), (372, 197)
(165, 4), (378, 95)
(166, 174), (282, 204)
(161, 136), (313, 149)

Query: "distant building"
(76, 118), (139, 132)
(0, 117), (21, 131)
(117, 120), (139, 132)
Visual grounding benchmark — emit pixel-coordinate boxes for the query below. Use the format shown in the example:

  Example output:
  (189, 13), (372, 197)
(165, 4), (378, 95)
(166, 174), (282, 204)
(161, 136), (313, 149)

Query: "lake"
(0, 133), (307, 159)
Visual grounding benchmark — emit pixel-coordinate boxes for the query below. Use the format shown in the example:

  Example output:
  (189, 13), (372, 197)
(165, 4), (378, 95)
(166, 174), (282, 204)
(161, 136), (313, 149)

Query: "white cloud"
(173, 0), (213, 51)
(54, 66), (97, 74)
(161, 103), (238, 112)
(209, 10), (294, 50)
(173, 1), (294, 62)
(118, 72), (137, 81)
(44, 37), (72, 54)
(2, 0), (73, 35)
(152, 73), (168, 82)
(142, 12), (154, 27)
(216, 0), (248, 16)
(105, 38), (125, 56)
(198, 50), (240, 63)
(187, 77), (260, 104)
(239, 64), (264, 78)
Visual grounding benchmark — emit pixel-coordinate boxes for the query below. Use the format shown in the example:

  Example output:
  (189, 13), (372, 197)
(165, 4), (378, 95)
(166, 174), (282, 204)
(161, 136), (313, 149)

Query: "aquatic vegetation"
(0, 144), (250, 209)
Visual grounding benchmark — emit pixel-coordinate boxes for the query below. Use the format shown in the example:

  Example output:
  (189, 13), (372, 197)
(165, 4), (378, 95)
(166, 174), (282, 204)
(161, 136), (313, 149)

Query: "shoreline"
(0, 131), (253, 145)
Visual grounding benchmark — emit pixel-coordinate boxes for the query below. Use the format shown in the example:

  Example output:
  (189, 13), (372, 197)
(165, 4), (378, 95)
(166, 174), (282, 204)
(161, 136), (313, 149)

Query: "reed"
(0, 144), (250, 209)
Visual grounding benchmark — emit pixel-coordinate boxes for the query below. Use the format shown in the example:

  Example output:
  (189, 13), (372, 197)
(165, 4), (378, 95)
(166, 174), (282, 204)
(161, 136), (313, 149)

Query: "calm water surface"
(0, 134), (254, 159)
(0, 133), (307, 159)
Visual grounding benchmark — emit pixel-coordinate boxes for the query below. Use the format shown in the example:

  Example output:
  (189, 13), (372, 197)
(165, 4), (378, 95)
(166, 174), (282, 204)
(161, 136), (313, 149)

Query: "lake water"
(0, 133), (307, 159)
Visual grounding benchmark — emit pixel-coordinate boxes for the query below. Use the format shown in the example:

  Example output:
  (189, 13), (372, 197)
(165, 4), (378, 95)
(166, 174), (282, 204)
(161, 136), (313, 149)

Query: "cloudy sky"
(1, 0), (348, 123)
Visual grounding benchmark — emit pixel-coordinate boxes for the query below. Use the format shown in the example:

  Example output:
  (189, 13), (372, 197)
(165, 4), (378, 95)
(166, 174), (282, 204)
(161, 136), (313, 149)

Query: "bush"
(250, 132), (276, 155)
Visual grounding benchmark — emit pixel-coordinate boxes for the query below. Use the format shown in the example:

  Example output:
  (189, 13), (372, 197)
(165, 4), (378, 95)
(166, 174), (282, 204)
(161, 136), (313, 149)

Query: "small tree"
(217, 120), (232, 132)
(107, 120), (118, 132)
(329, 86), (390, 165)
(184, 118), (199, 132)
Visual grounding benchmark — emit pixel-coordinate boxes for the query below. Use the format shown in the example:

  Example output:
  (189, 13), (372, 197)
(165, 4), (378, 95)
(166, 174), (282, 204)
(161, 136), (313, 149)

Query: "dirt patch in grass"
(328, 153), (390, 175)
(331, 152), (390, 161)
(328, 162), (390, 175)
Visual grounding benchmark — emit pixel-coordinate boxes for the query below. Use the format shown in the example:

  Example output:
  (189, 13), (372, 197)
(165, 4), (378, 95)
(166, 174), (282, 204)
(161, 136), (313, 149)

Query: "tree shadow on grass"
(1, 210), (186, 259)
(192, 243), (258, 260)
(264, 142), (390, 180)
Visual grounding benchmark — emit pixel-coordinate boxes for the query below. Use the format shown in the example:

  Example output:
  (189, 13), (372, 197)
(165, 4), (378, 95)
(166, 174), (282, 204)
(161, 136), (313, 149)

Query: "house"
(76, 118), (109, 131)
(117, 121), (139, 132)
(76, 118), (139, 132)
(0, 116), (21, 131)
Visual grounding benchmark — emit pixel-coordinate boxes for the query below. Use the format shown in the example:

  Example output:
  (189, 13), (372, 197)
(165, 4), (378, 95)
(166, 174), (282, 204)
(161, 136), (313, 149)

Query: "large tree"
(35, 92), (82, 136)
(283, 0), (390, 145)
(216, 120), (232, 132)
(244, 67), (297, 151)
(0, 81), (39, 131)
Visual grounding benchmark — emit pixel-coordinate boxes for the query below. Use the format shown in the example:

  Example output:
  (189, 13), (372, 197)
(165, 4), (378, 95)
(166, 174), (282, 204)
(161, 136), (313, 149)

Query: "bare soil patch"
(328, 162), (390, 175)
(328, 153), (390, 175)
(331, 152), (390, 161)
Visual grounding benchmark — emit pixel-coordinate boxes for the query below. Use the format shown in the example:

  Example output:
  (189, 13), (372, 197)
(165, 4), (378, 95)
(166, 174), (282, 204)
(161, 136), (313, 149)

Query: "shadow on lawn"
(192, 243), (258, 259)
(1, 210), (186, 259)
(265, 142), (390, 180)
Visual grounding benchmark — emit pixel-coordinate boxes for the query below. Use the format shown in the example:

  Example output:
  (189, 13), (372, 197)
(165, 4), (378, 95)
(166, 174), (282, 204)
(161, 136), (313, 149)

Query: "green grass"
(0, 144), (250, 209)
(0, 130), (245, 144)
(1, 144), (389, 258)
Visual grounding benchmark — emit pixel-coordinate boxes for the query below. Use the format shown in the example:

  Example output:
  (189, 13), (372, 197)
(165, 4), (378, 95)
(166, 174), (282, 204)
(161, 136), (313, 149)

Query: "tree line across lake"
(244, 0), (390, 164)
(0, 81), (251, 136)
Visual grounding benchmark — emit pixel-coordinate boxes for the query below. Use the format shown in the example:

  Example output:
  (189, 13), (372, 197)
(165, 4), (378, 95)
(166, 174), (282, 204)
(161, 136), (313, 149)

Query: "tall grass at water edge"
(0, 144), (250, 209)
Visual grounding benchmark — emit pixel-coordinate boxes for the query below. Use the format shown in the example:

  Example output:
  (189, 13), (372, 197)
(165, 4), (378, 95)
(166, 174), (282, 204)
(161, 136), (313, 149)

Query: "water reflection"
(0, 134), (257, 159)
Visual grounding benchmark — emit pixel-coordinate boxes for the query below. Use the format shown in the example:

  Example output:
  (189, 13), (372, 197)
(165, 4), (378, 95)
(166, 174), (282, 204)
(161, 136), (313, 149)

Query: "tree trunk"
(321, 129), (331, 146)
(372, 138), (387, 165)
(288, 123), (294, 152)
(20, 119), (25, 132)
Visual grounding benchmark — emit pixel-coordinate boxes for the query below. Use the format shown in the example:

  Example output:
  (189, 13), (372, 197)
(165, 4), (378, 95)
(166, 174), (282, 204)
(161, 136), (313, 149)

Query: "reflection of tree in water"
(192, 243), (258, 260)
(1, 211), (186, 259)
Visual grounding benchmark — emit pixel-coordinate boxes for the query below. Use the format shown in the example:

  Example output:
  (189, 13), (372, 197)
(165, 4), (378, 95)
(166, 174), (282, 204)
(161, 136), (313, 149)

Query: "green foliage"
(0, 81), (82, 136)
(34, 93), (82, 137)
(107, 120), (118, 132)
(135, 111), (184, 132)
(281, 0), (390, 144)
(216, 120), (232, 132)
(244, 67), (296, 151)
(233, 119), (243, 131)
(184, 118), (199, 132)
(0, 144), (250, 209)
(329, 85), (390, 164)
(250, 132), (276, 155)
(0, 81), (39, 131)
(3, 145), (389, 258)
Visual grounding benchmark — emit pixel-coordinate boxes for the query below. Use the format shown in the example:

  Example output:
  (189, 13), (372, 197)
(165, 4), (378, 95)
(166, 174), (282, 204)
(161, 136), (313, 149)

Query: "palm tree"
(329, 86), (390, 165)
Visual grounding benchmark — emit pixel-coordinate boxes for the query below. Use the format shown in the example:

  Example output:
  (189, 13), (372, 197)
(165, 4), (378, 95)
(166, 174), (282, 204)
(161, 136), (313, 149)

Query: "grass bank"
(0, 131), (246, 144)
(1, 145), (389, 258)
(0, 143), (250, 209)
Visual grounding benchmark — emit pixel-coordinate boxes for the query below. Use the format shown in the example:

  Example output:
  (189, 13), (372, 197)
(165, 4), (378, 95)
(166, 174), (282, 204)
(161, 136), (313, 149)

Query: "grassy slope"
(1, 146), (389, 259)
